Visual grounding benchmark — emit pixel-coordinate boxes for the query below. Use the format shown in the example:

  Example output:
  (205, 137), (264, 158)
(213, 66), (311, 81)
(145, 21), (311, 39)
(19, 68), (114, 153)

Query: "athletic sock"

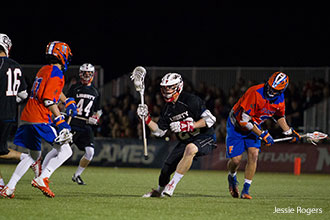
(40, 143), (72, 179)
(242, 179), (252, 194)
(228, 171), (237, 177)
(20, 153), (28, 161)
(167, 171), (184, 191)
(0, 178), (5, 186)
(7, 156), (35, 189)
(74, 166), (85, 177)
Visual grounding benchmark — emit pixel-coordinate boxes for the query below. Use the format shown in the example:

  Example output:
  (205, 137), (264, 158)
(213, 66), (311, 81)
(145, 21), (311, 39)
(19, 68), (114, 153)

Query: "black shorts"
(164, 134), (217, 165)
(71, 125), (94, 151)
(0, 121), (13, 155)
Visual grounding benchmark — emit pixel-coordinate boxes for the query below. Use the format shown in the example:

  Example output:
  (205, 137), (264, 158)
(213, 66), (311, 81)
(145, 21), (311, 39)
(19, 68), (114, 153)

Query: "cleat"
(142, 189), (164, 198)
(0, 184), (4, 191)
(72, 175), (86, 185)
(30, 157), (42, 178)
(0, 186), (15, 199)
(241, 193), (252, 199)
(228, 175), (240, 198)
(163, 182), (175, 197)
(31, 177), (55, 198)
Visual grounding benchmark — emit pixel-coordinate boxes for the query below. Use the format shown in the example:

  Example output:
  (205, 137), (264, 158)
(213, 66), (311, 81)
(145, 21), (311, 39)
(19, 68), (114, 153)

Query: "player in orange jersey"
(0, 41), (77, 199)
(226, 72), (301, 199)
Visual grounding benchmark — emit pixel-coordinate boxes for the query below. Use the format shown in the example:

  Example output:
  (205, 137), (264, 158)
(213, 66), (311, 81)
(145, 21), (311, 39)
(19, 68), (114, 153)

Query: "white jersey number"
(6, 68), (21, 96)
(76, 99), (93, 117)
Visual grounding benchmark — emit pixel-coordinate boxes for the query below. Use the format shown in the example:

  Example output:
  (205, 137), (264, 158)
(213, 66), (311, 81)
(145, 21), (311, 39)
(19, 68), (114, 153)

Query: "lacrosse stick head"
(306, 131), (328, 145)
(54, 128), (73, 145)
(130, 66), (146, 92)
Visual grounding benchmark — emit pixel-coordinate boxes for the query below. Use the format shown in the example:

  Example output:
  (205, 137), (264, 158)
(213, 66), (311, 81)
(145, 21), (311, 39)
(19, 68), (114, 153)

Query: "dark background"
(2, 6), (330, 82)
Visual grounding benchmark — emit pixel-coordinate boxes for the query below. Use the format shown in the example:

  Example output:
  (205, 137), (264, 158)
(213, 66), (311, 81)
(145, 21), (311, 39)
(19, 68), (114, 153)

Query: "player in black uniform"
(66, 63), (102, 185)
(0, 33), (29, 189)
(138, 73), (217, 197)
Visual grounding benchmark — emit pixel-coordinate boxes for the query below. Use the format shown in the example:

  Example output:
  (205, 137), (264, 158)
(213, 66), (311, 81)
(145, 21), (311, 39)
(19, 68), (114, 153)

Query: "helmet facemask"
(160, 73), (183, 102)
(79, 71), (94, 85)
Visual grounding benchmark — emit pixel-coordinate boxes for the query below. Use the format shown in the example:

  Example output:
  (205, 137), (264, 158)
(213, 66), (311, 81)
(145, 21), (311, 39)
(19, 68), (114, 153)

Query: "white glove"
(88, 115), (99, 125)
(137, 104), (149, 120)
(170, 117), (194, 133)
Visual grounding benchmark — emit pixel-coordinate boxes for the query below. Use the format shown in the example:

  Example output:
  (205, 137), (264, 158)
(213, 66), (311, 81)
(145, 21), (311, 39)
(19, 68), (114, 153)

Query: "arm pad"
(201, 109), (216, 128)
(238, 112), (254, 130)
(44, 99), (55, 107)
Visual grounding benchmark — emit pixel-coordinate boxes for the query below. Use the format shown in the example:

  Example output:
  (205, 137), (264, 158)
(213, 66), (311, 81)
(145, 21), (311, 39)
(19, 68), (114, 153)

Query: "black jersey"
(157, 91), (215, 143)
(0, 57), (27, 121)
(66, 82), (101, 124)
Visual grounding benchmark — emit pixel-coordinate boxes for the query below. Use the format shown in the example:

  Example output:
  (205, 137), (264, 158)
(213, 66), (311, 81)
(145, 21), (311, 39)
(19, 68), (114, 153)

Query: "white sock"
(40, 143), (72, 179)
(42, 148), (58, 170)
(7, 156), (35, 189)
(228, 171), (237, 177)
(74, 166), (85, 177)
(20, 153), (28, 161)
(244, 179), (252, 185)
(167, 172), (184, 191)
(0, 178), (5, 186)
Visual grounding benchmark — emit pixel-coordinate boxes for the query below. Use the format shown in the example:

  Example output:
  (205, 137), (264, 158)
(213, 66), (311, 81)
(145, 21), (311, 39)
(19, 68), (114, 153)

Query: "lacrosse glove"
(170, 118), (194, 133)
(283, 128), (301, 143)
(65, 98), (77, 117)
(54, 115), (71, 132)
(137, 104), (152, 125)
(260, 130), (274, 147)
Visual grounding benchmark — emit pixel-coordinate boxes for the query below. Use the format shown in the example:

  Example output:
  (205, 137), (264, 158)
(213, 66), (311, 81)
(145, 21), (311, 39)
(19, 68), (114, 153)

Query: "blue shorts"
(14, 124), (57, 151)
(225, 118), (261, 158)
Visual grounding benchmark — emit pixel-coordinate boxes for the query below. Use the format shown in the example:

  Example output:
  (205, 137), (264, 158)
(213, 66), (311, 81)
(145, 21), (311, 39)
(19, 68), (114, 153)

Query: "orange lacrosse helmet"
(46, 41), (72, 71)
(265, 72), (289, 100)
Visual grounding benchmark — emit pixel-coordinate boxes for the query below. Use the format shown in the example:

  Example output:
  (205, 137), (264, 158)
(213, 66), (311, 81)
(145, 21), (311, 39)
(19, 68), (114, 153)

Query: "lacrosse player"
(137, 73), (217, 197)
(0, 33), (29, 190)
(226, 72), (301, 199)
(0, 41), (77, 198)
(64, 63), (102, 185)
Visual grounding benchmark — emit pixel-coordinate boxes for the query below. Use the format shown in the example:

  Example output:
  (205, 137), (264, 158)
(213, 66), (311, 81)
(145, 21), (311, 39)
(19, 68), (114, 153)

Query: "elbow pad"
(239, 112), (254, 130)
(201, 109), (216, 128)
(44, 99), (55, 107)
(152, 128), (167, 137)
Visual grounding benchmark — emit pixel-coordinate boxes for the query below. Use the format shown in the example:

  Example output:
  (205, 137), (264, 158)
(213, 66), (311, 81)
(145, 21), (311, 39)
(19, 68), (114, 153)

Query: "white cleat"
(163, 182), (175, 197)
(0, 186), (15, 199)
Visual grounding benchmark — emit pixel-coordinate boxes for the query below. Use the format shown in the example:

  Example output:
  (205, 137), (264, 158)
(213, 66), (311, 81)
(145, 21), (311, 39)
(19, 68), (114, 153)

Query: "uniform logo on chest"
(170, 111), (189, 121)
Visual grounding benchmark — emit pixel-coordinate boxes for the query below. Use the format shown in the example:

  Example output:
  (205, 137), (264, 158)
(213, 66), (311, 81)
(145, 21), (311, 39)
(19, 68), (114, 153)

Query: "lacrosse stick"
(274, 131), (328, 146)
(130, 66), (148, 160)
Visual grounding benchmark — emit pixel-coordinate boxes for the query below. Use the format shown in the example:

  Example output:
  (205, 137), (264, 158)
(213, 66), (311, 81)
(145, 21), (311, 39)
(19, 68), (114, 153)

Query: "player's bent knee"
(248, 151), (259, 163)
(184, 144), (198, 157)
(84, 146), (94, 161)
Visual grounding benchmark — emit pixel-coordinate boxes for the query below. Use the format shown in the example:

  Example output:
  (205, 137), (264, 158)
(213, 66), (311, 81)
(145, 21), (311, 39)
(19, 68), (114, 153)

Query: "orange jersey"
(232, 84), (285, 127)
(21, 65), (65, 123)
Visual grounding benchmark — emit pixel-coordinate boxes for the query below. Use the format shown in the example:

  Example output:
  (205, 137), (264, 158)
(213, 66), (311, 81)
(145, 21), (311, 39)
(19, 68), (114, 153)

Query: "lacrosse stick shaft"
(274, 134), (307, 143)
(140, 91), (148, 159)
(67, 116), (72, 125)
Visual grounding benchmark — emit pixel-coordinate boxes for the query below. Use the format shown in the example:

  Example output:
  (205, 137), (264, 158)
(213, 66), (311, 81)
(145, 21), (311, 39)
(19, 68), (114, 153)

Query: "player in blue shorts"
(226, 72), (301, 199)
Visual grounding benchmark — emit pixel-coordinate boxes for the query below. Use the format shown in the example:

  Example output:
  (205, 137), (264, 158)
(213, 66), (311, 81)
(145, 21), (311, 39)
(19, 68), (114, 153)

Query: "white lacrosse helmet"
(79, 63), (95, 85)
(0, 33), (12, 56)
(160, 73), (183, 102)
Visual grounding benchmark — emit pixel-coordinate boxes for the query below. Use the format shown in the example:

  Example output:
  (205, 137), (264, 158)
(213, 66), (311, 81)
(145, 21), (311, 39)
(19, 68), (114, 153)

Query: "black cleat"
(72, 175), (86, 185)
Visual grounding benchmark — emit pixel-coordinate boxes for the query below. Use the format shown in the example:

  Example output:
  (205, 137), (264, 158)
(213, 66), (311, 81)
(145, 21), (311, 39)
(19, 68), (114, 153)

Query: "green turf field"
(0, 164), (329, 220)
